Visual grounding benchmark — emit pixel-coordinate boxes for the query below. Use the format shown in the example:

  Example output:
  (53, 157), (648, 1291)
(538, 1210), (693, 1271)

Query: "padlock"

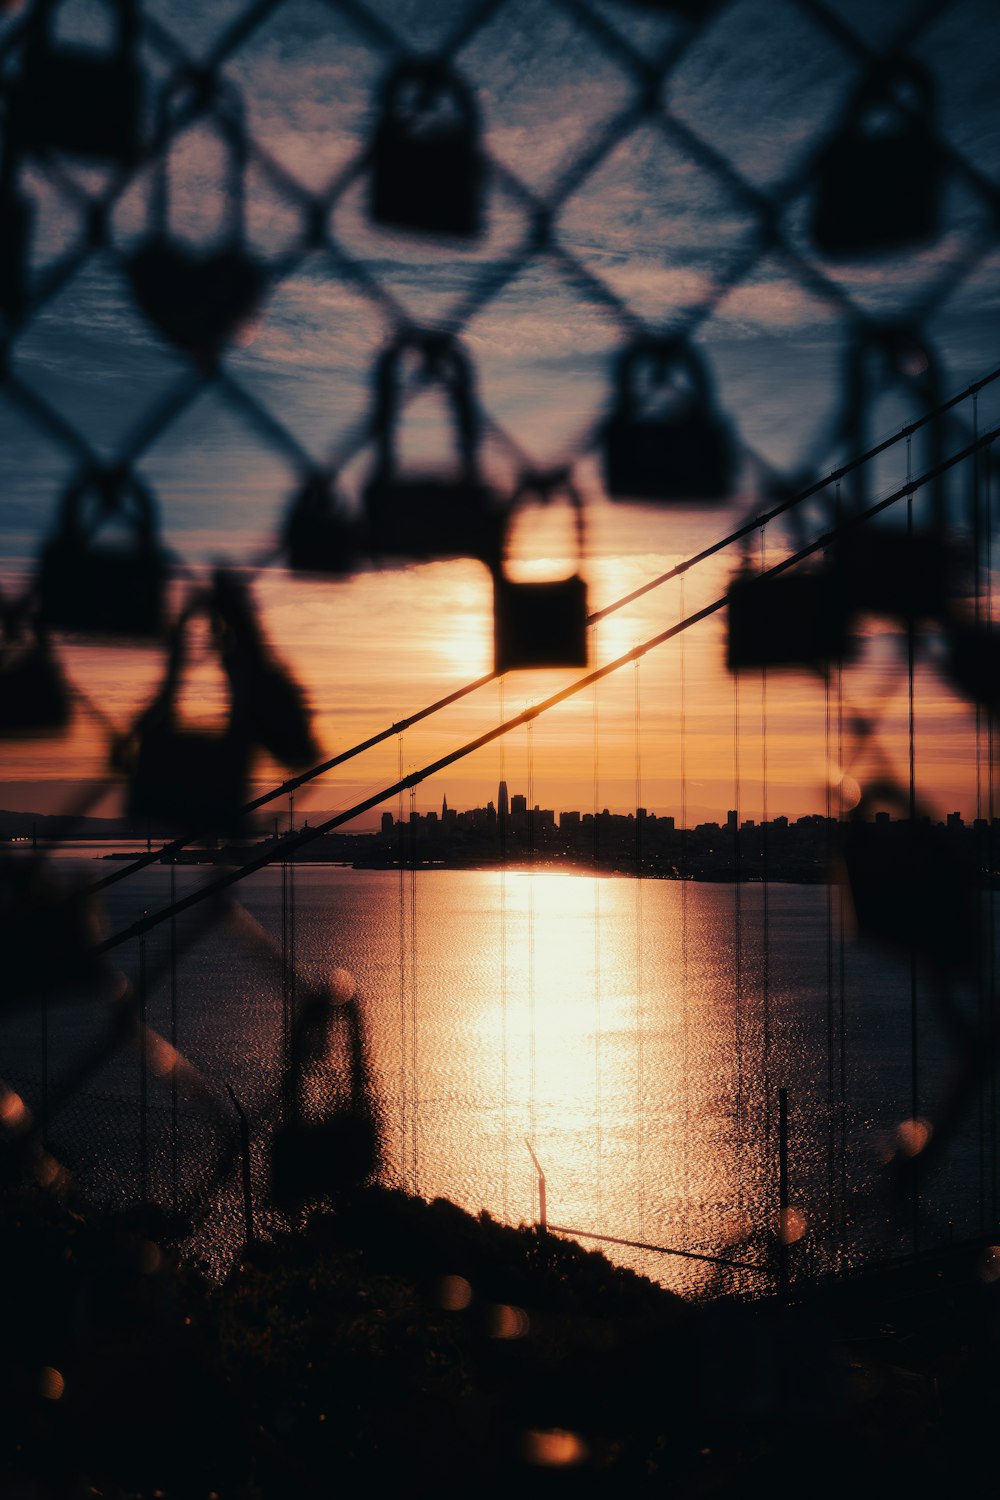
(36, 472), (168, 638)
(833, 327), (957, 625)
(0, 610), (70, 738)
(364, 332), (504, 567)
(271, 990), (379, 1209)
(811, 60), (942, 258)
(841, 787), (979, 977)
(271, 1113), (379, 1209)
(282, 472), (361, 576)
(838, 525), (956, 626)
(726, 562), (852, 672)
(212, 569), (318, 771)
(370, 58), (483, 238)
(945, 619), (1000, 714)
(122, 601), (252, 837)
(127, 93), (263, 364)
(493, 472), (589, 673)
(1, 851), (111, 1010)
(0, 153), (32, 328)
(602, 339), (738, 502)
(10, 0), (141, 166)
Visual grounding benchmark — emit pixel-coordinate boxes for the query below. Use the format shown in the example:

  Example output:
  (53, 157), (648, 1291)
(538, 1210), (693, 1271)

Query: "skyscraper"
(497, 780), (509, 822)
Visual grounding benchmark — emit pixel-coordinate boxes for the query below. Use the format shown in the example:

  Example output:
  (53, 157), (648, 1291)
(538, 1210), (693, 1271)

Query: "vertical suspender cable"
(974, 392), (986, 1230)
(825, 652), (836, 1250)
(40, 981), (48, 1150)
(733, 659), (744, 1222)
(634, 658), (644, 1252)
(397, 735), (407, 1190)
(409, 784), (418, 1195)
(527, 716), (536, 1219)
(170, 859), (178, 1212)
(833, 486), (851, 1260)
(281, 829), (289, 1122)
(593, 625), (602, 1226)
(499, 677), (508, 1221)
(288, 790), (296, 1101)
(987, 442), (997, 1227)
(906, 435), (920, 1254)
(836, 480), (848, 1261)
(680, 576), (691, 1246)
(139, 926), (148, 1207)
(759, 527), (771, 1148)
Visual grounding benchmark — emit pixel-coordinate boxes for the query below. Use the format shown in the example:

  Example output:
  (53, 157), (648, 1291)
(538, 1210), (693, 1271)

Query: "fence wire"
(1, 0), (999, 1296)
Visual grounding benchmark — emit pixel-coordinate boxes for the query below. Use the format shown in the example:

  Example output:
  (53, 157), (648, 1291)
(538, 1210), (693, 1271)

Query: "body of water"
(3, 857), (995, 1296)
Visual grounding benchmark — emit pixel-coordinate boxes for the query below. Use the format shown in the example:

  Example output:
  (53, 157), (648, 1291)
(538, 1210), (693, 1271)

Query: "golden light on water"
(413, 869), (754, 1294)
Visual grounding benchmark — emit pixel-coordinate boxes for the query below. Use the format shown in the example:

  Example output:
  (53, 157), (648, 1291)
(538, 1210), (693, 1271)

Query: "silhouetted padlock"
(0, 611), (69, 737)
(838, 525), (955, 626)
(212, 569), (318, 771)
(271, 1113), (378, 1208)
(282, 472), (361, 576)
(10, 0), (141, 165)
(1, 852), (111, 1010)
(364, 333), (504, 566)
(493, 472), (589, 673)
(271, 989), (379, 1208)
(841, 789), (979, 976)
(0, 163), (32, 328)
(602, 339), (738, 502)
(811, 61), (942, 259)
(833, 328), (957, 624)
(945, 619), (1000, 714)
(123, 603), (251, 837)
(36, 473), (168, 638)
(726, 563), (852, 672)
(370, 58), (483, 238)
(128, 97), (263, 363)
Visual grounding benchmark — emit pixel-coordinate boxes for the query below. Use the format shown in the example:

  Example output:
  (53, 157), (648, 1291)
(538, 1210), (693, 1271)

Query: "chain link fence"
(1, 0), (999, 1289)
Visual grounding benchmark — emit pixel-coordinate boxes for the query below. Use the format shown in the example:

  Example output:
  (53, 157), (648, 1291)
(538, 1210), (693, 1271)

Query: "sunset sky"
(1, 0), (999, 826)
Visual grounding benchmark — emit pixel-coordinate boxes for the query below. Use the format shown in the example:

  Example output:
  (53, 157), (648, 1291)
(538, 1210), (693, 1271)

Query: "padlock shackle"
(378, 56), (479, 132)
(848, 56), (935, 128)
(28, 0), (139, 55)
(52, 468), (160, 546)
(211, 567), (271, 669)
(149, 78), (249, 249)
(498, 470), (587, 579)
(370, 331), (481, 484)
(141, 582), (244, 733)
(842, 326), (945, 528)
(611, 337), (714, 419)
